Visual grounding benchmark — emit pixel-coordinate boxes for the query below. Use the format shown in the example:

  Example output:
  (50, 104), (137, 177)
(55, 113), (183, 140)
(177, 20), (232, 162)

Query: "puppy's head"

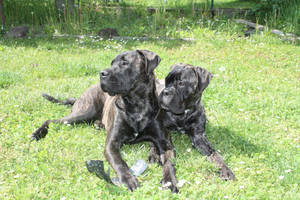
(159, 63), (212, 114)
(100, 50), (161, 96)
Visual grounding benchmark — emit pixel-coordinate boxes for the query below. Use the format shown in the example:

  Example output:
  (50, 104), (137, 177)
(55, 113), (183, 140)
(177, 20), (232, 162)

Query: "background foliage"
(2, 0), (300, 35)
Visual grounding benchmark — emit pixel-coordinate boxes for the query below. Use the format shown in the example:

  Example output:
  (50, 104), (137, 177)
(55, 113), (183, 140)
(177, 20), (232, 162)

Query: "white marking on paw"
(162, 182), (171, 188)
(177, 180), (186, 188)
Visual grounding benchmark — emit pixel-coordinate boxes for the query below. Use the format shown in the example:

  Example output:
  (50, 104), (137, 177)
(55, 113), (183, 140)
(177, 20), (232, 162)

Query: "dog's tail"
(42, 93), (76, 106)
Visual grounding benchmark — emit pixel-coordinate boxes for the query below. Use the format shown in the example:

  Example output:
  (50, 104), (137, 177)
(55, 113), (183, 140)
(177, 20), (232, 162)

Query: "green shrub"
(3, 0), (57, 26)
(253, 0), (300, 34)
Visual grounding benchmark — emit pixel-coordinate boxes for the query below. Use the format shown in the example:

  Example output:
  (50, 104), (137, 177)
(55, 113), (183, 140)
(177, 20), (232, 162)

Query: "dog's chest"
(126, 108), (152, 133)
(165, 109), (192, 133)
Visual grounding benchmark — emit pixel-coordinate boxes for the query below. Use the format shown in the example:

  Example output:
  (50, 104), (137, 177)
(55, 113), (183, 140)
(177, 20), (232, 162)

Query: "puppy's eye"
(178, 81), (185, 87)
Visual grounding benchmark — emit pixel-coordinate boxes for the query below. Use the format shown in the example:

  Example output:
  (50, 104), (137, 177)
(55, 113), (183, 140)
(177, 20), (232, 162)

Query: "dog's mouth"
(105, 88), (125, 96)
(160, 103), (169, 111)
(102, 85), (128, 96)
(101, 82), (121, 96)
(160, 103), (185, 115)
(107, 91), (116, 96)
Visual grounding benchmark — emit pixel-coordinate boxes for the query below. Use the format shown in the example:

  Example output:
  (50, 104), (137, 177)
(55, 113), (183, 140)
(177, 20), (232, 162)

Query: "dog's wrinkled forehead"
(181, 68), (197, 82)
(166, 64), (197, 85)
(111, 51), (142, 65)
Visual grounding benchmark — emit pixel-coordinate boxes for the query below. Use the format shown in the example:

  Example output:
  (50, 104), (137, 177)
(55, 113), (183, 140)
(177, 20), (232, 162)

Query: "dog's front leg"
(160, 145), (178, 193)
(189, 130), (235, 180)
(104, 125), (139, 191)
(146, 121), (178, 193)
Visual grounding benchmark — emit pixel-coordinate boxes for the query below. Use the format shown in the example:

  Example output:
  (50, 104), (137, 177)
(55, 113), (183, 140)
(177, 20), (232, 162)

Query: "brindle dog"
(100, 50), (178, 192)
(32, 50), (178, 193)
(155, 63), (235, 181)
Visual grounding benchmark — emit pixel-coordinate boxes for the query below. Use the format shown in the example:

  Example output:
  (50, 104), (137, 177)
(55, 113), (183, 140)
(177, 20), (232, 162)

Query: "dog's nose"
(163, 88), (170, 96)
(100, 70), (109, 78)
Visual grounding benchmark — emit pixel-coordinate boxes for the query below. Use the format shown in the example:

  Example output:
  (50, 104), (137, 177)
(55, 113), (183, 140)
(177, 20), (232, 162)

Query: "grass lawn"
(1, 21), (300, 199)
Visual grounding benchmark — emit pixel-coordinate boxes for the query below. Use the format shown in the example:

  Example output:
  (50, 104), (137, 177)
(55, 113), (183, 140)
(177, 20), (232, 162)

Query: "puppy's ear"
(194, 67), (213, 93)
(137, 50), (161, 74)
(166, 64), (185, 85)
(170, 63), (184, 71)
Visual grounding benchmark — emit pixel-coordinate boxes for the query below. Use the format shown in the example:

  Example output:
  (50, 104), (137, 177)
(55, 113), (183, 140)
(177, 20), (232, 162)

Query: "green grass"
(1, 19), (300, 199)
(0, 71), (23, 88)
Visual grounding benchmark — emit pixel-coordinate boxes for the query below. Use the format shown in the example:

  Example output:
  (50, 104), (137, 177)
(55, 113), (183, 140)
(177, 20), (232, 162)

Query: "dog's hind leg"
(42, 93), (76, 106)
(32, 84), (106, 141)
(148, 142), (161, 164)
(31, 107), (100, 141)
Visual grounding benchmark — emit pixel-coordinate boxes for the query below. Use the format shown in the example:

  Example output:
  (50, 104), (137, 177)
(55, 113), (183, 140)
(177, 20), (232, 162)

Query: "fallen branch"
(235, 19), (264, 31)
(236, 19), (300, 42)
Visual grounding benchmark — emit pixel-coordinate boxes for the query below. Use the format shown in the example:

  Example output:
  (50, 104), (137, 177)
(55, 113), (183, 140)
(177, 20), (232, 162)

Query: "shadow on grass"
(171, 124), (262, 158)
(207, 124), (262, 156)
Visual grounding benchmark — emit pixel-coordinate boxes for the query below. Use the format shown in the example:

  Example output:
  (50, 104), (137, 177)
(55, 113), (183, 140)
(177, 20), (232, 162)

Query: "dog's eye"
(178, 81), (185, 87)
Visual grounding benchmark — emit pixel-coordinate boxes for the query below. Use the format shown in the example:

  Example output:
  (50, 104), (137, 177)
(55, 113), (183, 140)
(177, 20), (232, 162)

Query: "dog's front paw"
(161, 161), (179, 193)
(120, 172), (139, 191)
(161, 178), (179, 193)
(220, 166), (235, 181)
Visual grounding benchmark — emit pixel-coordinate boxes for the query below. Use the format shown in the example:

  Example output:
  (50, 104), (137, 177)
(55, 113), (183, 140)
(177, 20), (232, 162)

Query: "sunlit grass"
(1, 21), (299, 199)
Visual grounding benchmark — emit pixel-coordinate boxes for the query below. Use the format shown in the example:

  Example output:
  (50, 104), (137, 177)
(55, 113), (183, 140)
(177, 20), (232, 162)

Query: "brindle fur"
(157, 63), (235, 181)
(100, 50), (178, 192)
(32, 50), (178, 193)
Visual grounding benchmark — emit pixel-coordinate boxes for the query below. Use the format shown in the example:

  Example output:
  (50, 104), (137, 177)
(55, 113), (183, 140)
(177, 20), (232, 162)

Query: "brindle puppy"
(154, 63), (235, 181)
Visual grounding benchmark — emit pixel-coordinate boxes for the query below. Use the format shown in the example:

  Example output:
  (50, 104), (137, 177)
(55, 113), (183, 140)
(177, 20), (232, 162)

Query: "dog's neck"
(118, 77), (160, 133)
(122, 77), (158, 110)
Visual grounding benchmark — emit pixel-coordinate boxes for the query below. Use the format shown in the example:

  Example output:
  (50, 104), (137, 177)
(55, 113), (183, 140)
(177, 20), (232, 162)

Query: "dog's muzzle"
(159, 88), (174, 110)
(100, 69), (110, 79)
(159, 87), (185, 115)
(100, 69), (115, 95)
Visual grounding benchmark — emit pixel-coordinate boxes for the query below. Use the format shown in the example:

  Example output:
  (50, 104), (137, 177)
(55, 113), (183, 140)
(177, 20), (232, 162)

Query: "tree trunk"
(68, 0), (75, 15)
(56, 0), (75, 16)
(0, 0), (5, 29)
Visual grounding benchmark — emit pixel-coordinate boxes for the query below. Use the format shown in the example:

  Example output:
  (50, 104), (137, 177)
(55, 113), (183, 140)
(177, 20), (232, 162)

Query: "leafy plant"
(253, 0), (300, 34)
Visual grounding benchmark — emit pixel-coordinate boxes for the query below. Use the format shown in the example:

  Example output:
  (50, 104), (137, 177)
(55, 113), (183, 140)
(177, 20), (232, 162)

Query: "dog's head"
(100, 50), (161, 96)
(159, 63), (212, 114)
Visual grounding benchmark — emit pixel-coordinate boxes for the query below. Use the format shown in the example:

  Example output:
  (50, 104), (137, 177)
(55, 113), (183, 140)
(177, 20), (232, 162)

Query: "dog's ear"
(137, 50), (161, 74)
(193, 67), (213, 93)
(170, 63), (185, 71)
(166, 64), (185, 85)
